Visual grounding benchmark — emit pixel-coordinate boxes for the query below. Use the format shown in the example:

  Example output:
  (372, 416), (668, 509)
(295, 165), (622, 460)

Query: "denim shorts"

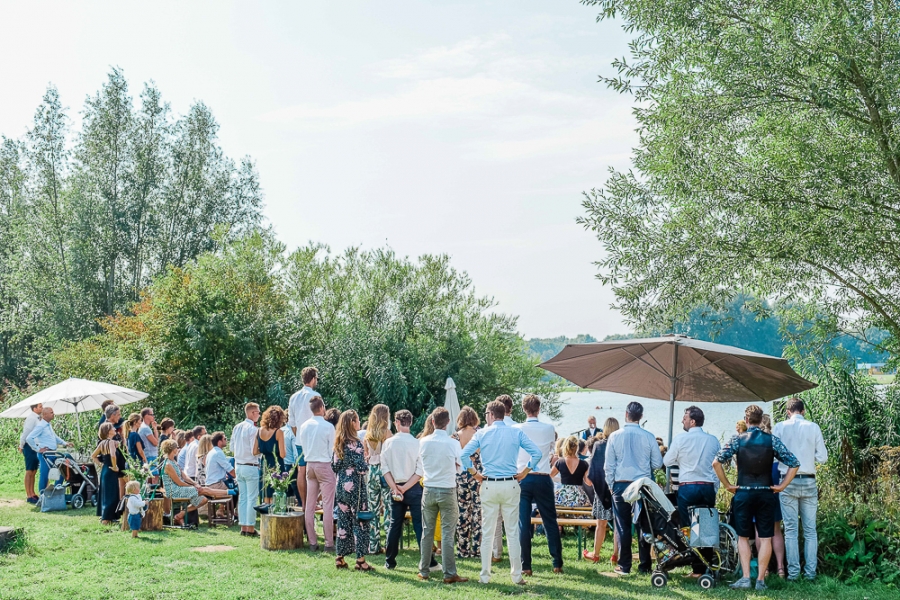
(22, 445), (39, 471)
(128, 514), (143, 531)
(294, 445), (306, 467)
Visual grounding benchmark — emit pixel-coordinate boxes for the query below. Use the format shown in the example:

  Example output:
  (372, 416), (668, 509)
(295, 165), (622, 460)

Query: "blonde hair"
(418, 410), (436, 439)
(197, 434), (213, 460)
(736, 420), (748, 433)
(125, 480), (141, 495)
(122, 413), (141, 440)
(333, 410), (359, 459)
(160, 439), (179, 457)
(602, 418), (620, 438)
(562, 435), (579, 458)
(365, 404), (391, 448)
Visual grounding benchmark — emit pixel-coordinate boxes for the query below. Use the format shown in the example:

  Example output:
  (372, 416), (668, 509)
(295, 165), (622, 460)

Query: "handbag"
(356, 471), (374, 522)
(41, 485), (68, 512)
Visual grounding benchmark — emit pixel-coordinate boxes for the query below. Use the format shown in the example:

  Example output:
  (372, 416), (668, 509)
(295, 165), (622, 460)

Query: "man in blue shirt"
(461, 400), (541, 586)
(604, 401), (663, 575)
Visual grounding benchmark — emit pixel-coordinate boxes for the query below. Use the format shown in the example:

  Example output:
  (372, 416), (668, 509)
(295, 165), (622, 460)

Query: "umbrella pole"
(75, 402), (83, 449)
(666, 342), (679, 494)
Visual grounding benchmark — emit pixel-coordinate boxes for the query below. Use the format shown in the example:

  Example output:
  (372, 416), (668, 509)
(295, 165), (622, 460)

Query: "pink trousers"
(305, 461), (336, 548)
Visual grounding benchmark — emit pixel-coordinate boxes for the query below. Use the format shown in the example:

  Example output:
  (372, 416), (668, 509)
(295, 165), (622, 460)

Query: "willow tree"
(580, 0), (900, 355)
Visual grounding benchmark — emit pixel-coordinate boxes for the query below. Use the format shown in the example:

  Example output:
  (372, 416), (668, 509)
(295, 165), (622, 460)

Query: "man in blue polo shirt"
(461, 399), (541, 586)
(19, 403), (43, 504)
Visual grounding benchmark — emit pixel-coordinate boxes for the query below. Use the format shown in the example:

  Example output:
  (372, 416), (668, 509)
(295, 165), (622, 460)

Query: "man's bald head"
(41, 407), (55, 421)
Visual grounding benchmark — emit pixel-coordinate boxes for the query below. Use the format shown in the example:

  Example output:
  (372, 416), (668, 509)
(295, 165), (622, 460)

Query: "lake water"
(545, 390), (776, 443)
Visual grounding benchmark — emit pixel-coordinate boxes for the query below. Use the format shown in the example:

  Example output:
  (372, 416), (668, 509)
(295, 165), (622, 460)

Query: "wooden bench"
(207, 498), (235, 528)
(531, 516), (595, 559)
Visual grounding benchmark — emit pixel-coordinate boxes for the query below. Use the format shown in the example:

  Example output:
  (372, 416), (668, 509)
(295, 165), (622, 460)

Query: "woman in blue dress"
(91, 422), (125, 525)
(253, 406), (287, 503)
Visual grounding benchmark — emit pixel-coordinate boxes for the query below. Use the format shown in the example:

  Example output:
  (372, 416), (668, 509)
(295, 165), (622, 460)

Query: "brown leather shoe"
(522, 570), (533, 576)
(553, 567), (564, 574)
(416, 573), (429, 581)
(491, 556), (502, 563)
(515, 579), (527, 586)
(443, 575), (469, 584)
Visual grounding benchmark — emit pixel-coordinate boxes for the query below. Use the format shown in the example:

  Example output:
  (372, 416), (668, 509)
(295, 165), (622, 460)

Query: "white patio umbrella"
(444, 377), (461, 428)
(0, 377), (148, 443)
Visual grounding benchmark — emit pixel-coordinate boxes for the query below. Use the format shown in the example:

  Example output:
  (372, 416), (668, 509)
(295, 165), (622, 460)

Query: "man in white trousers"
(461, 399), (541, 585)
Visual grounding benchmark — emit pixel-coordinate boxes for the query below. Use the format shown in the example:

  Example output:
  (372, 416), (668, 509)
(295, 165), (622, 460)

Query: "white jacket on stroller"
(622, 477), (676, 523)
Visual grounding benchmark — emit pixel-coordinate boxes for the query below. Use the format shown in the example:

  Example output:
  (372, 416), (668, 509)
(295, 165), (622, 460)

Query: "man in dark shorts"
(20, 403), (43, 504)
(714, 405), (800, 591)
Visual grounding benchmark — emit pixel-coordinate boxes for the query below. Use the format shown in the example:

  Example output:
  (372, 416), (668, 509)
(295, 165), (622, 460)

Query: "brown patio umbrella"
(539, 334), (816, 445)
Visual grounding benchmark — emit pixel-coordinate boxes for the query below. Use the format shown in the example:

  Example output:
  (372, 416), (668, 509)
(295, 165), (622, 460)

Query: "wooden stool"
(260, 513), (304, 550)
(165, 499), (197, 529)
(207, 498), (234, 528)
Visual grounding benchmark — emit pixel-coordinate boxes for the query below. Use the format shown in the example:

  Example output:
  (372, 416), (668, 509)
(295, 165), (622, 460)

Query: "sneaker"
(26, 497), (38, 505)
(729, 578), (751, 589)
(429, 562), (442, 572)
(384, 563), (395, 570)
(614, 566), (631, 575)
(755, 580), (768, 591)
(804, 575), (816, 581)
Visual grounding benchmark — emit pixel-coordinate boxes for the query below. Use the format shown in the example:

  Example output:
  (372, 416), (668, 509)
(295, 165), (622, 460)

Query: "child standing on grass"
(124, 480), (147, 538)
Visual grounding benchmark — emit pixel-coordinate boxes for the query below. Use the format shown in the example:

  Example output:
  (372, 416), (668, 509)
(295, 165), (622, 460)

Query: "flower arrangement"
(122, 454), (155, 497)
(263, 463), (297, 495)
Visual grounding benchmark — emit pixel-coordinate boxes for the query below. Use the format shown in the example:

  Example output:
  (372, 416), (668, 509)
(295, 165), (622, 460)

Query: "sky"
(0, 1), (638, 339)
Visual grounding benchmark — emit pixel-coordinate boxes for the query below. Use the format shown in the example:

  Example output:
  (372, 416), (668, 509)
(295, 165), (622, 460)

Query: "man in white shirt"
(663, 406), (720, 575)
(581, 416), (599, 440)
(417, 408), (467, 584)
(183, 425), (206, 478)
(19, 403), (43, 504)
(298, 395), (335, 551)
(288, 366), (318, 516)
(773, 398), (828, 581)
(381, 409), (425, 569)
(514, 394), (563, 575)
(231, 403), (261, 536)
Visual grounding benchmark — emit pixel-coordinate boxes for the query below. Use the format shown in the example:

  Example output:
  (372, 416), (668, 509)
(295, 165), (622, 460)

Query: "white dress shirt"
(183, 440), (200, 478)
(20, 412), (41, 449)
(231, 419), (260, 465)
(515, 417), (556, 473)
(503, 415), (516, 426)
(419, 429), (461, 489)
(298, 415), (335, 463)
(663, 426), (720, 486)
(380, 432), (423, 484)
(773, 414), (828, 475)
(287, 386), (316, 433)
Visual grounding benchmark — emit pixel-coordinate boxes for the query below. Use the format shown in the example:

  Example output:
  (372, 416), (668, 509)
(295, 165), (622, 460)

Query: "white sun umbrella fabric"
(444, 377), (461, 428)
(0, 378), (149, 442)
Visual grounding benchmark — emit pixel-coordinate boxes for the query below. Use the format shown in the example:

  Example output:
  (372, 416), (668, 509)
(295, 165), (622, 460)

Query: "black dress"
(99, 441), (125, 521)
(257, 430), (285, 498)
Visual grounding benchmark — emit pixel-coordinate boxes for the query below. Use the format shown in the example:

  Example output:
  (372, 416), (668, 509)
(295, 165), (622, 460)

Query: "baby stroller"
(624, 478), (739, 590)
(41, 453), (99, 509)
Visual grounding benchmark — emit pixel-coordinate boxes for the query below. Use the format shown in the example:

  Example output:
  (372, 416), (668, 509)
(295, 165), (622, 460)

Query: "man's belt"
(794, 474), (816, 479)
(484, 476), (516, 481)
(680, 481), (715, 486)
(528, 472), (550, 476)
(237, 462), (259, 467)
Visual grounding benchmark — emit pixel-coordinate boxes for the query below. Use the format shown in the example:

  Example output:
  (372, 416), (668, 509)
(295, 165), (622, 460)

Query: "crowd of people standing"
(17, 364), (828, 588)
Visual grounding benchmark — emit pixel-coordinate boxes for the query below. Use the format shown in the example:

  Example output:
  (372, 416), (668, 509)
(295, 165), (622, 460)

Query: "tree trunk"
(260, 513), (304, 551)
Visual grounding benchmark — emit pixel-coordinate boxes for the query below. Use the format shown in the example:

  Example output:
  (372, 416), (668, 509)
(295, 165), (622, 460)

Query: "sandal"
(778, 568), (786, 579)
(610, 554), (618, 564)
(582, 550), (600, 563)
(355, 559), (374, 571)
(335, 557), (348, 569)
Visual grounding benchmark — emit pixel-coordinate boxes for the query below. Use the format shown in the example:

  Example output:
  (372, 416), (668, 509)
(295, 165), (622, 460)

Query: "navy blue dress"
(258, 430), (285, 498)
(127, 431), (144, 462)
(98, 441), (125, 521)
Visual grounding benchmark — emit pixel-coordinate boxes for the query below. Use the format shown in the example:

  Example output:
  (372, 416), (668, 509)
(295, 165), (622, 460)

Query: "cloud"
(257, 34), (635, 162)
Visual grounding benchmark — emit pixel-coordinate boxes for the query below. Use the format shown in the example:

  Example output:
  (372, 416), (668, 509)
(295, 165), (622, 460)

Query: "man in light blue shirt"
(26, 407), (72, 492)
(461, 400), (541, 585)
(280, 424), (299, 506)
(205, 432), (235, 487)
(604, 401), (663, 575)
(663, 406), (720, 575)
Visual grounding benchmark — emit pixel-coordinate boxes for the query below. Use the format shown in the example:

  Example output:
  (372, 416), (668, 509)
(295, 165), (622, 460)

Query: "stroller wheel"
(651, 571), (668, 588)
(698, 574), (715, 589)
(71, 494), (84, 509)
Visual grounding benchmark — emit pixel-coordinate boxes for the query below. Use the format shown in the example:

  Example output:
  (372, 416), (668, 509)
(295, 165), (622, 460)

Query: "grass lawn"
(0, 450), (894, 600)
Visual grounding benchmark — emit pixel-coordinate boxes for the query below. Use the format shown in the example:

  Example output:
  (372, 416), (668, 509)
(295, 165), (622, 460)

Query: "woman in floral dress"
(332, 410), (373, 571)
(451, 406), (482, 558)
(551, 435), (591, 507)
(363, 404), (393, 554)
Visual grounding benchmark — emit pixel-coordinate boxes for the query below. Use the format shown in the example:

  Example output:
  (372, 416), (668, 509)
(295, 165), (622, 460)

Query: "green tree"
(579, 0), (900, 354)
